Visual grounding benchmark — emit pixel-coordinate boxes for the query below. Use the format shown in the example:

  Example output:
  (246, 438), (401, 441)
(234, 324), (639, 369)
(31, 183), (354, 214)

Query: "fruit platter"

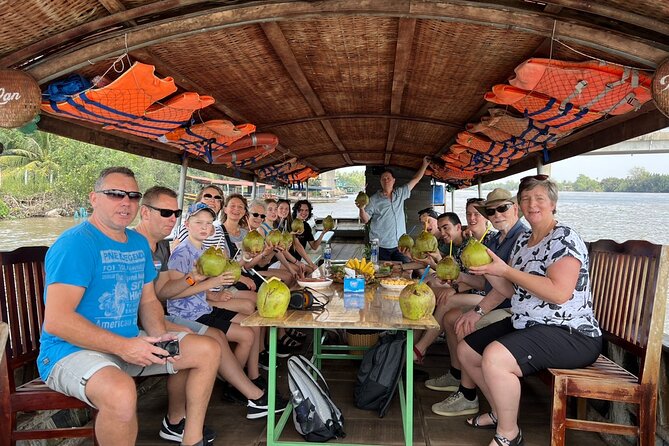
(331, 258), (376, 283)
(379, 277), (415, 291)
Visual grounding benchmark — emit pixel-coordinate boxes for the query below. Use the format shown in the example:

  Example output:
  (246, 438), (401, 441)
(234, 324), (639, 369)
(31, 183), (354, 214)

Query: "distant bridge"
(583, 129), (669, 155)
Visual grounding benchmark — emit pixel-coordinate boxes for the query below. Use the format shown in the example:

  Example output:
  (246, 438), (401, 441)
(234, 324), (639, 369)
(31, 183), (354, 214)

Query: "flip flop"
(466, 412), (498, 429)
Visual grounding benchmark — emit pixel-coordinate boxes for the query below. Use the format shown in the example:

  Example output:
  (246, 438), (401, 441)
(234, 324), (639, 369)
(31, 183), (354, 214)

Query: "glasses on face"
(203, 193), (223, 200)
(485, 203), (513, 216)
(144, 204), (182, 218)
(520, 174), (549, 186)
(466, 198), (485, 205)
(250, 212), (266, 219)
(96, 189), (143, 201)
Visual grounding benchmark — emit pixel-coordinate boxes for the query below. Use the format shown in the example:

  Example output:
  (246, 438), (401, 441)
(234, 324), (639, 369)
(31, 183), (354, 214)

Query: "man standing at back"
(37, 167), (219, 446)
(357, 156), (431, 261)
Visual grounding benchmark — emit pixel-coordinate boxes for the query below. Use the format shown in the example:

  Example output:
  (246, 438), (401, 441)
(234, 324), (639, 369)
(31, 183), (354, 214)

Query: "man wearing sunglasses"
(37, 167), (219, 446)
(428, 188), (527, 419)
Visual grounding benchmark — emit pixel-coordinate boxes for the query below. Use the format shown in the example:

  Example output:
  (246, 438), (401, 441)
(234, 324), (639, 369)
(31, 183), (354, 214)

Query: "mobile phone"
(153, 339), (180, 358)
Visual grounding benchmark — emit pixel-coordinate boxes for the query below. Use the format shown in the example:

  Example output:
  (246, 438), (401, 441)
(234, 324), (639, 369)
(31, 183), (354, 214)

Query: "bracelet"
(474, 305), (486, 317)
(185, 275), (196, 286)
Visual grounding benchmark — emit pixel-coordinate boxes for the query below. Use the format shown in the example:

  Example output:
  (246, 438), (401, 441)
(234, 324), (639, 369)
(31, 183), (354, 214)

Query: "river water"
(1, 191), (668, 334)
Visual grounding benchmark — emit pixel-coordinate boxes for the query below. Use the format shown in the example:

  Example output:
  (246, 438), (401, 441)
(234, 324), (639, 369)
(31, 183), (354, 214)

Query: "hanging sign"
(652, 58), (669, 118)
(0, 69), (41, 128)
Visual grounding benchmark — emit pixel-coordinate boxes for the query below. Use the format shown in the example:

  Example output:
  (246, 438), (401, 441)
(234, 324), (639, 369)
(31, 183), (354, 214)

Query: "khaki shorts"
(475, 308), (512, 329)
(45, 331), (188, 408)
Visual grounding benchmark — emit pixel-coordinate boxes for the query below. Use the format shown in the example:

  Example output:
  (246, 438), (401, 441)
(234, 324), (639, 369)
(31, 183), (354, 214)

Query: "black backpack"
(353, 332), (406, 417)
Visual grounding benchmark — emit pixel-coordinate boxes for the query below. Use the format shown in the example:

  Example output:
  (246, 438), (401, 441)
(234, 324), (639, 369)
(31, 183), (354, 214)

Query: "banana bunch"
(345, 257), (375, 278)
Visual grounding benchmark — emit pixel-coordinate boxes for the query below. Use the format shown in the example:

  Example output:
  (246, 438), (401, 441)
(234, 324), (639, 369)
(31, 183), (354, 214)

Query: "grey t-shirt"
(365, 184), (410, 249)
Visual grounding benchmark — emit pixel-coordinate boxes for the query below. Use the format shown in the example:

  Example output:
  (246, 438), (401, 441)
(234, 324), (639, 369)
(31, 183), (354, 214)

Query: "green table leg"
(405, 329), (414, 446)
(313, 328), (322, 368)
(267, 326), (278, 446)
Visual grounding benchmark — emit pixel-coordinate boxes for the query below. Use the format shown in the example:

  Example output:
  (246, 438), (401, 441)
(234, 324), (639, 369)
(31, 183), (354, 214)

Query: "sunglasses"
(485, 203), (513, 216)
(520, 174), (549, 185)
(96, 189), (143, 201)
(466, 198), (485, 205)
(144, 204), (183, 218)
(250, 212), (266, 219)
(203, 193), (223, 200)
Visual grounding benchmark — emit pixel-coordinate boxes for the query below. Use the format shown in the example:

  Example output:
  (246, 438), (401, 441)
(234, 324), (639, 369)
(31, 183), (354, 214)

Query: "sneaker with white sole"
(158, 415), (216, 444)
(431, 391), (479, 417)
(425, 372), (460, 391)
(246, 391), (288, 419)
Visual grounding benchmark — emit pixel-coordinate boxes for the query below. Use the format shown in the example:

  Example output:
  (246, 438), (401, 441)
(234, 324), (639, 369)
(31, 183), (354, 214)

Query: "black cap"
(418, 207), (439, 219)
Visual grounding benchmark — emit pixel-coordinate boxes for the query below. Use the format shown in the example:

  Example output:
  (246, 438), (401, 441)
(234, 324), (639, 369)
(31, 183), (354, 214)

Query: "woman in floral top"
(457, 176), (602, 446)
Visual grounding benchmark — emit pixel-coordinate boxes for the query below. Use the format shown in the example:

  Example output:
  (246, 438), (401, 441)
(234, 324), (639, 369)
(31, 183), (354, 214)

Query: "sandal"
(286, 328), (307, 341)
(413, 346), (425, 365)
(493, 429), (523, 446)
(465, 412), (497, 430)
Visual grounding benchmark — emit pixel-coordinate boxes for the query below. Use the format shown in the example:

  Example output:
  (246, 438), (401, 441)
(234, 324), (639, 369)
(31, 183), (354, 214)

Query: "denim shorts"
(45, 331), (188, 408)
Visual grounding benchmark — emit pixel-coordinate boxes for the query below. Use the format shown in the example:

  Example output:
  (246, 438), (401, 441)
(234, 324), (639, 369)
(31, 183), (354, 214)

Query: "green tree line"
(487, 168), (669, 193)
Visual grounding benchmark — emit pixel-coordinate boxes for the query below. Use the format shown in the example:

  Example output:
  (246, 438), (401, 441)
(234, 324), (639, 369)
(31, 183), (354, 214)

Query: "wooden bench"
(0, 246), (96, 445)
(549, 239), (669, 446)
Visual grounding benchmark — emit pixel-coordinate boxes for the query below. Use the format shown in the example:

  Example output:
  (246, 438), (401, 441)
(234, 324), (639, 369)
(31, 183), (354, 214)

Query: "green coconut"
(266, 229), (284, 248)
(414, 228), (438, 255)
(398, 234), (414, 250)
(221, 259), (242, 283)
(436, 256), (460, 280)
(257, 278), (291, 318)
(355, 191), (369, 208)
(411, 245), (427, 260)
(196, 247), (228, 277)
(243, 230), (265, 255)
(282, 231), (293, 249)
(461, 238), (492, 268)
(322, 215), (335, 231)
(291, 218), (305, 234)
(399, 282), (436, 320)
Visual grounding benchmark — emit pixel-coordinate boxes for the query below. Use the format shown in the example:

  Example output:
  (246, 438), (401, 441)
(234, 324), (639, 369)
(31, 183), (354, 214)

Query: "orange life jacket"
(509, 58), (652, 115)
(42, 62), (177, 126)
(103, 92), (214, 138)
(485, 84), (602, 131)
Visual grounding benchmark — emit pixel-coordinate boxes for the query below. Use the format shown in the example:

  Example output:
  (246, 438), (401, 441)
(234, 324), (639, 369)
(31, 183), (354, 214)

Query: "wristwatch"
(185, 275), (196, 286)
(474, 305), (486, 317)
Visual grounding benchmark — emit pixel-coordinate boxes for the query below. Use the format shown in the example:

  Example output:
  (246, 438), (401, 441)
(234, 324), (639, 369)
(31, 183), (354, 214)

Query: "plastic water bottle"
(323, 242), (332, 277)
(370, 239), (379, 266)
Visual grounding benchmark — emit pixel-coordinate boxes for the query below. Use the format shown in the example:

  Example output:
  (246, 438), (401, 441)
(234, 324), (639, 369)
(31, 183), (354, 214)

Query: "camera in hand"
(153, 339), (180, 359)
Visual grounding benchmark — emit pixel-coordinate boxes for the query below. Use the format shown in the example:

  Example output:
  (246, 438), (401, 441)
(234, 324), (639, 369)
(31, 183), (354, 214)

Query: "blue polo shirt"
(485, 219), (528, 305)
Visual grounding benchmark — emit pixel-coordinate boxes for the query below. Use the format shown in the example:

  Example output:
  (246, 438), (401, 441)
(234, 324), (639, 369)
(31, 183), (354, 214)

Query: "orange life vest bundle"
(456, 130), (543, 159)
(103, 92), (214, 138)
(468, 109), (569, 145)
(42, 62), (177, 127)
(162, 120), (256, 161)
(509, 58), (652, 115)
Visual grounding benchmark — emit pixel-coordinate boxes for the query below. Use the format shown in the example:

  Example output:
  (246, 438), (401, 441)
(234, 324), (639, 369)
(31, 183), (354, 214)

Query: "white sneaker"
(431, 391), (479, 417)
(425, 372), (459, 391)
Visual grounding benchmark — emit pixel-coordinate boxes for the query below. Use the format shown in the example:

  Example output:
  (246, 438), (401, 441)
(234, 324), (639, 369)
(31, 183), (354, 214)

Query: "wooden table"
(242, 283), (439, 446)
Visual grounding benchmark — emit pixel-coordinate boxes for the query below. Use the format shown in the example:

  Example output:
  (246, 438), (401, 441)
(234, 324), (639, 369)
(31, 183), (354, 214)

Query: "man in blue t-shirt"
(357, 156), (431, 262)
(37, 167), (219, 446)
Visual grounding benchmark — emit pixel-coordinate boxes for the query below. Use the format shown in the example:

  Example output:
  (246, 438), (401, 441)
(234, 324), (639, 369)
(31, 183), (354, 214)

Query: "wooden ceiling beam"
(385, 18), (416, 166)
(26, 2), (668, 84)
(262, 113), (461, 130)
(260, 22), (353, 167)
(1, 0), (211, 68)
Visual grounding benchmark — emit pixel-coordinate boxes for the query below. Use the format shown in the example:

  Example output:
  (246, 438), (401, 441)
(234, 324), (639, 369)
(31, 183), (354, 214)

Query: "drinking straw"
(449, 240), (453, 257)
(419, 266), (431, 285)
(479, 225), (491, 243)
(249, 268), (268, 283)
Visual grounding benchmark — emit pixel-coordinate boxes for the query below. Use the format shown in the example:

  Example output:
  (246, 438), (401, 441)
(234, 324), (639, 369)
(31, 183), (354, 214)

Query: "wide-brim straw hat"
(474, 188), (517, 217)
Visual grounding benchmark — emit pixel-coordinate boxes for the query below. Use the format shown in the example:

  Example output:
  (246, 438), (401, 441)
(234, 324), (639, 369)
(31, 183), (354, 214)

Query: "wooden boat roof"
(2, 1), (669, 186)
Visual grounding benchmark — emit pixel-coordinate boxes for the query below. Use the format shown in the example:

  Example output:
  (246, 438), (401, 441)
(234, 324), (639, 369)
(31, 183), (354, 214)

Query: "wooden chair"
(0, 246), (96, 445)
(549, 239), (669, 446)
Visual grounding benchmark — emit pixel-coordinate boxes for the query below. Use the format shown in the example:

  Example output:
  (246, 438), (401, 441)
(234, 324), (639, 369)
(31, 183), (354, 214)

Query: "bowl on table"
(297, 277), (334, 289)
